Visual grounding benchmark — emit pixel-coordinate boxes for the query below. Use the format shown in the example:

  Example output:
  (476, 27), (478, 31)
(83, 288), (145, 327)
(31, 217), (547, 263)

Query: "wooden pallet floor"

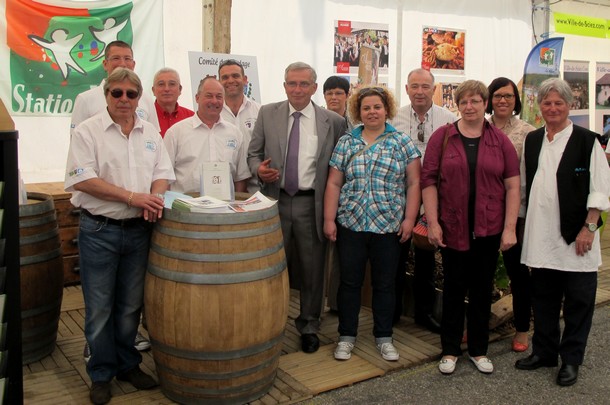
(22, 231), (610, 404)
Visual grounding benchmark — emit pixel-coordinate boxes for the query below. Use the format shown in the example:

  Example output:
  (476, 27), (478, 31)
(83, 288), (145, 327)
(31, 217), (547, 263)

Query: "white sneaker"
(439, 356), (457, 374)
(469, 355), (494, 374)
(334, 341), (354, 360)
(377, 342), (399, 361)
(134, 331), (151, 351)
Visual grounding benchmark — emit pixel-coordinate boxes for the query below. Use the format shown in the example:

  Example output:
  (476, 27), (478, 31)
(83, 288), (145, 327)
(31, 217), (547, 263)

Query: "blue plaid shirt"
(329, 123), (421, 233)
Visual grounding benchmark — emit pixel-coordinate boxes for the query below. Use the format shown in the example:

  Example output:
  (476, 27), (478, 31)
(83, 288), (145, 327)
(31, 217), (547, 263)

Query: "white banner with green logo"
(0, 0), (163, 116)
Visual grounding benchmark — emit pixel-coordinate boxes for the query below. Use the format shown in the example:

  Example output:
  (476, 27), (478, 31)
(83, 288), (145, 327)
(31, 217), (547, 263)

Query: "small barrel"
(19, 192), (64, 365)
(145, 204), (289, 405)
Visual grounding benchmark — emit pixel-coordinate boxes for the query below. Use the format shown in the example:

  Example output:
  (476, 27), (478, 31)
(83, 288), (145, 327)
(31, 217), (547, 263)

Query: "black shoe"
(301, 333), (320, 353)
(117, 366), (158, 390)
(415, 314), (442, 334)
(557, 364), (579, 386)
(90, 381), (111, 405)
(515, 354), (558, 370)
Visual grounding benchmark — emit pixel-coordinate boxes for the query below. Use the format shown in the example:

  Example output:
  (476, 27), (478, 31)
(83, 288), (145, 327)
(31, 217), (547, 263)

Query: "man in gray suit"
(248, 62), (346, 353)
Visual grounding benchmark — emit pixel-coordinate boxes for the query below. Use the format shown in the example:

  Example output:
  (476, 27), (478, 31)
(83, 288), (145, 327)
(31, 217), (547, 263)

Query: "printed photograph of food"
(421, 26), (465, 74)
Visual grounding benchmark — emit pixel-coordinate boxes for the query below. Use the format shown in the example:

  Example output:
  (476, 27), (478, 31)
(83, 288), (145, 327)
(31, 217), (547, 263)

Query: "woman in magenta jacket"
(421, 80), (520, 376)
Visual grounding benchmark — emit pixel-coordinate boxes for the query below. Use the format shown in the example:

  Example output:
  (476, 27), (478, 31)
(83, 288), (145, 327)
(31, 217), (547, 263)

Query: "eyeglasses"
(285, 81), (313, 89)
(109, 89), (139, 99)
(417, 122), (425, 142)
(492, 94), (515, 101)
(458, 99), (484, 107)
(358, 86), (386, 100)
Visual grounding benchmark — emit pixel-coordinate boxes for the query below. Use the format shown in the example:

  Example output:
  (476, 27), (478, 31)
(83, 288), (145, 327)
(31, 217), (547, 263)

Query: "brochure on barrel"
(172, 192), (276, 213)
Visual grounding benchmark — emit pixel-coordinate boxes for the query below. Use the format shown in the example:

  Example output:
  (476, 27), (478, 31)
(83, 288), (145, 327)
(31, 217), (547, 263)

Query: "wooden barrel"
(145, 204), (289, 405)
(19, 192), (64, 365)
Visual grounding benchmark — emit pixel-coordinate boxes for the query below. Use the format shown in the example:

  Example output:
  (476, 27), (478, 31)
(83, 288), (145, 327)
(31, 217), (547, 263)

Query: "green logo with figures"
(10, 3), (133, 115)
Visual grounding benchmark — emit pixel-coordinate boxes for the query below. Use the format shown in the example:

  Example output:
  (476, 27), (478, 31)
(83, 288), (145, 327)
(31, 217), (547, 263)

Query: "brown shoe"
(116, 366), (158, 390)
(90, 381), (111, 405)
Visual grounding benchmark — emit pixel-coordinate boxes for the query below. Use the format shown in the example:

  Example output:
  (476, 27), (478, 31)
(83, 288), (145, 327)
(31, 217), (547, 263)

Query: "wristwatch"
(584, 222), (598, 232)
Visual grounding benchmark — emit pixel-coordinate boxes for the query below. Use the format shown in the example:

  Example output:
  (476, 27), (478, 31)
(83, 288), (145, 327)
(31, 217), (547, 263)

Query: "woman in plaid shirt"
(324, 86), (421, 362)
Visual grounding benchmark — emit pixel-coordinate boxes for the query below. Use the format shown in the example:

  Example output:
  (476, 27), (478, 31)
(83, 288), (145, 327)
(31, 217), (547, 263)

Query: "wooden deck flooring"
(22, 231), (610, 404)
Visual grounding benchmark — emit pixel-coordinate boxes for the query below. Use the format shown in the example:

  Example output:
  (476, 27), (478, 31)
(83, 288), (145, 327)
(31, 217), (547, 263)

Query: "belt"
(82, 209), (144, 227)
(281, 189), (315, 197)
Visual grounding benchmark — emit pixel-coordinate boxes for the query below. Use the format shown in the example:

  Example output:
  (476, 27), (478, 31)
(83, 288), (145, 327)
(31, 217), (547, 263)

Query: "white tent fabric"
(5, 0), (610, 182)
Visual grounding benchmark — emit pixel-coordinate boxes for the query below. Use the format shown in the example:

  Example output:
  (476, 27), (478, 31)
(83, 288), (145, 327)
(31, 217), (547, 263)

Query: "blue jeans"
(79, 214), (152, 382)
(336, 225), (400, 340)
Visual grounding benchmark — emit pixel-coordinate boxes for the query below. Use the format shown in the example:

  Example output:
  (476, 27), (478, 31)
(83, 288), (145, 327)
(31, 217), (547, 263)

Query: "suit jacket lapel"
(277, 101), (290, 163)
(313, 103), (330, 159)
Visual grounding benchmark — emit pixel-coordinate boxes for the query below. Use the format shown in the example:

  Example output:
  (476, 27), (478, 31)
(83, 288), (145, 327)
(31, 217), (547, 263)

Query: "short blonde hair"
(454, 80), (488, 105)
(348, 86), (397, 123)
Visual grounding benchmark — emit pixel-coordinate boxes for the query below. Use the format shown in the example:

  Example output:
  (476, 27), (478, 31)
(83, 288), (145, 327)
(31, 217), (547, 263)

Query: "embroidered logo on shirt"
(145, 141), (157, 152)
(68, 168), (84, 177)
(136, 107), (146, 120)
(245, 118), (256, 129)
(226, 139), (237, 149)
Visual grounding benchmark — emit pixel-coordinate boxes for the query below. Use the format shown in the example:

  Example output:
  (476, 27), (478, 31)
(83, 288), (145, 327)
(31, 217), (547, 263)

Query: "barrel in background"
(19, 192), (64, 365)
(145, 205), (289, 405)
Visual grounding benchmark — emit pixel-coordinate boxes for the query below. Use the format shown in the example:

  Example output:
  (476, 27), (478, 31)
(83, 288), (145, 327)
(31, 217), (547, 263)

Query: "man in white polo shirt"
(164, 76), (250, 194)
(218, 59), (261, 193)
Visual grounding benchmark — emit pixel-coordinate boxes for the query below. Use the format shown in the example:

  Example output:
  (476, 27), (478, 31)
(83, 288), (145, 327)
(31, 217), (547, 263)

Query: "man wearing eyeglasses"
(152, 67), (194, 138)
(391, 68), (457, 333)
(71, 40), (160, 137)
(218, 59), (261, 193)
(65, 68), (175, 405)
(248, 62), (347, 353)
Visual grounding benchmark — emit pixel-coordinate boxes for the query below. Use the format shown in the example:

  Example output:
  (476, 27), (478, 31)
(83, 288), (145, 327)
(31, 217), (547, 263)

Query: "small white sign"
(200, 161), (232, 201)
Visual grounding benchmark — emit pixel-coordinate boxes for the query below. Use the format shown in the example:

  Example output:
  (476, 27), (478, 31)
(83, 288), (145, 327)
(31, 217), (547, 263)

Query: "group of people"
(63, 39), (610, 405)
(319, 68), (609, 389)
(65, 41), (263, 405)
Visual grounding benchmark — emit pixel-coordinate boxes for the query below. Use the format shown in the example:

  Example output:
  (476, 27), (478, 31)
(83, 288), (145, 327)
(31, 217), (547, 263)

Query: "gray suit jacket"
(248, 100), (347, 241)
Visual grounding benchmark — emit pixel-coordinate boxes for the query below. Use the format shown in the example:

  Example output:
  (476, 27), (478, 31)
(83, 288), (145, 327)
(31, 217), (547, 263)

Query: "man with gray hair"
(248, 62), (346, 353)
(65, 67), (175, 404)
(516, 78), (610, 386)
(152, 67), (194, 137)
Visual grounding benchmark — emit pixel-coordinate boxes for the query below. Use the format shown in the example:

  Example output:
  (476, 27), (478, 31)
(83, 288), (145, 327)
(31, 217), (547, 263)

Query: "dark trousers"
(440, 234), (500, 357)
(336, 225), (400, 338)
(395, 240), (437, 322)
(531, 268), (597, 365)
(279, 192), (325, 335)
(502, 242), (532, 332)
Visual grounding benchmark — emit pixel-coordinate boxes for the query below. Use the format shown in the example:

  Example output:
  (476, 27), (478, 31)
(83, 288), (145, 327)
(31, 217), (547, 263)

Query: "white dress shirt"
(520, 122), (610, 272)
(283, 101), (317, 191)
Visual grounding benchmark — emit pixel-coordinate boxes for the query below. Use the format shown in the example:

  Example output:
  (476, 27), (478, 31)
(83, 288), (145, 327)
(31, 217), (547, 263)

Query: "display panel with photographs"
(421, 26), (465, 75)
(334, 20), (389, 86)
